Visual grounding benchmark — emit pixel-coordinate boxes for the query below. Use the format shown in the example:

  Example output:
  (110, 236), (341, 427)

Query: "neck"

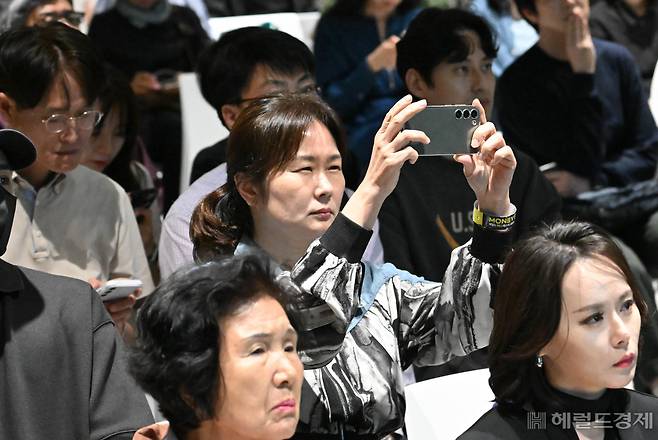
(538, 28), (569, 62)
(626, 0), (647, 16)
(552, 384), (607, 401)
(185, 421), (240, 440)
(18, 162), (52, 190)
(253, 231), (309, 270)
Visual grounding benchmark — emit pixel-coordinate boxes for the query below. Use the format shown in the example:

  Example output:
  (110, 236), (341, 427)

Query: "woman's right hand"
(366, 35), (400, 72)
(343, 95), (429, 229)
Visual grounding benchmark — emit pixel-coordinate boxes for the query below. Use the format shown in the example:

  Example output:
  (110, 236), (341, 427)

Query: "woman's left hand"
(454, 99), (516, 216)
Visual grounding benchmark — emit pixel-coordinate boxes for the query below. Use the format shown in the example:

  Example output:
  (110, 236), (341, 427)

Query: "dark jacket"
(459, 388), (658, 439)
(0, 259), (154, 439)
(88, 5), (209, 79)
(497, 39), (658, 188)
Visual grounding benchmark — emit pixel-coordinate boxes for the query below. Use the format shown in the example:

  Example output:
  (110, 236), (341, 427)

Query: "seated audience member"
(0, 24), (153, 334)
(313, 0), (421, 172)
(0, 129), (154, 439)
(88, 0), (209, 211)
(190, 92), (517, 437)
(0, 0), (83, 30)
(158, 27), (384, 280)
(590, 0), (658, 94)
(497, 0), (658, 277)
(470, 0), (538, 76)
(386, 6), (561, 381)
(459, 222), (658, 439)
(388, 7), (560, 288)
(130, 255), (303, 440)
(82, 65), (161, 283)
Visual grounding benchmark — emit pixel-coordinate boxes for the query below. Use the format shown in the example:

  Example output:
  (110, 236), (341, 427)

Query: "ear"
(404, 68), (431, 99)
(220, 104), (241, 130)
(234, 172), (260, 207)
(520, 7), (539, 25)
(0, 92), (18, 127)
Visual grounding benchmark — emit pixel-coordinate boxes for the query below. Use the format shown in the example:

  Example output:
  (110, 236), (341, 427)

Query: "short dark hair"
(0, 23), (104, 109)
(94, 64), (140, 192)
(196, 27), (315, 127)
(397, 8), (498, 86)
(326, 0), (421, 16)
(130, 255), (295, 439)
(488, 221), (648, 411)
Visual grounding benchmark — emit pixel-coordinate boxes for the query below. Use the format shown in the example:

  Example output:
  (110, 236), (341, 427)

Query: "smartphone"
(154, 69), (178, 90)
(405, 105), (481, 156)
(539, 162), (561, 173)
(129, 188), (158, 210)
(96, 278), (143, 302)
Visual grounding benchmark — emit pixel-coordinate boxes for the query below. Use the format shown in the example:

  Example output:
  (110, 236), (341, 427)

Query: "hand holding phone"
(405, 105), (481, 156)
(97, 278), (143, 302)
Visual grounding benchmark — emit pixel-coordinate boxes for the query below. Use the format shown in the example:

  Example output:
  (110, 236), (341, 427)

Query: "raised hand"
(454, 99), (516, 216)
(367, 35), (401, 72)
(566, 2), (596, 74)
(344, 95), (429, 229)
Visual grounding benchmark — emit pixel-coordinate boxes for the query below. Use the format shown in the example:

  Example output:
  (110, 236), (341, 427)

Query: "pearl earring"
(536, 355), (544, 368)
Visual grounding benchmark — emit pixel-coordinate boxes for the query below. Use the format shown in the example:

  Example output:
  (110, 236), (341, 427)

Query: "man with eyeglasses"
(1, 0), (83, 30)
(0, 24), (154, 336)
(158, 27), (383, 279)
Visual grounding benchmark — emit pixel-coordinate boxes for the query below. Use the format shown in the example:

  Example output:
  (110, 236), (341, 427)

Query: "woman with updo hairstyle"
(459, 221), (658, 439)
(189, 92), (518, 437)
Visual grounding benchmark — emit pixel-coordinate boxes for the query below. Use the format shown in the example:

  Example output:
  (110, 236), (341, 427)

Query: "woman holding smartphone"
(191, 91), (517, 437)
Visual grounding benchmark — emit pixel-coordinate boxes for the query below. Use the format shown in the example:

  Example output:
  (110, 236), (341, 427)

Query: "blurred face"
(83, 106), (125, 172)
(26, 0), (81, 29)
(422, 31), (495, 115)
(4, 72), (96, 178)
(215, 295), (303, 440)
(127, 0), (160, 9)
(364, 0), (402, 18)
(527, 0), (590, 33)
(541, 257), (641, 396)
(249, 120), (344, 249)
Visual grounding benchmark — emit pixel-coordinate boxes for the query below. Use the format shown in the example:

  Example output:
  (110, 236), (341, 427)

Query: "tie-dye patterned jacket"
(286, 213), (511, 437)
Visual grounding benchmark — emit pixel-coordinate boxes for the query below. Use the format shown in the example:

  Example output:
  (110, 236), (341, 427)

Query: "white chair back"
(178, 72), (229, 193)
(404, 368), (495, 440)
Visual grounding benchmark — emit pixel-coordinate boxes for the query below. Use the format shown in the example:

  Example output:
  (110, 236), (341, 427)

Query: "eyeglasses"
(41, 110), (103, 134)
(235, 85), (321, 105)
(37, 11), (84, 27)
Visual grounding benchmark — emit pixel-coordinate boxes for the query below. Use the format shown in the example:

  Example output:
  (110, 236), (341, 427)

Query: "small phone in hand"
(96, 278), (142, 302)
(405, 105), (481, 156)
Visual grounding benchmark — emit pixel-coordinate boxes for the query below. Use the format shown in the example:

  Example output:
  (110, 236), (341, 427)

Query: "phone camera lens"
(455, 109), (463, 119)
(470, 109), (479, 119)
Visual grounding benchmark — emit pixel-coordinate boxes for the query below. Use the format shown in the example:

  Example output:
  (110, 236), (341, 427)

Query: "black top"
(379, 149), (561, 283)
(459, 386), (658, 439)
(0, 260), (154, 439)
(497, 39), (658, 188)
(189, 138), (227, 184)
(590, 0), (658, 94)
(88, 5), (209, 79)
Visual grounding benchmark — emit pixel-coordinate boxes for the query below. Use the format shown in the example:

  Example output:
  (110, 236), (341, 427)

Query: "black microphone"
(0, 129), (36, 171)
